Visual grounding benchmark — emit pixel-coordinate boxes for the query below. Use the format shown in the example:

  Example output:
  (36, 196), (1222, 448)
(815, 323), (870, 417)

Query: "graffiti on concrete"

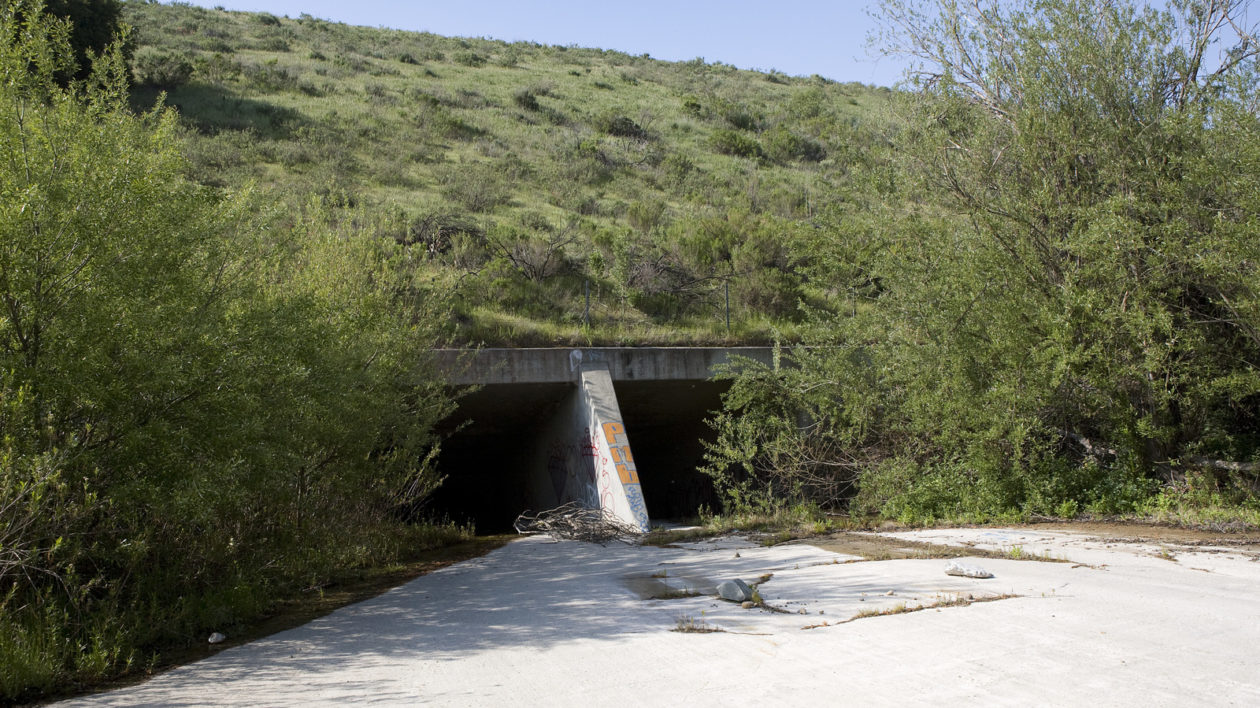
(536, 364), (651, 532)
(600, 422), (639, 483)
(547, 427), (600, 508)
(598, 421), (650, 531)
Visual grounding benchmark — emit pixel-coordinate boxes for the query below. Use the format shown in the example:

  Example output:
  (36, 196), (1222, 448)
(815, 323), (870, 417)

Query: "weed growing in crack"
(1003, 545), (1061, 562)
(652, 589), (700, 600)
(800, 593), (1020, 630)
(673, 616), (725, 633)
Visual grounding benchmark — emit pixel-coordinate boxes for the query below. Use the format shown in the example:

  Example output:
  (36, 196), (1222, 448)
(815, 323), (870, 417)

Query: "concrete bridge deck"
(435, 347), (776, 385)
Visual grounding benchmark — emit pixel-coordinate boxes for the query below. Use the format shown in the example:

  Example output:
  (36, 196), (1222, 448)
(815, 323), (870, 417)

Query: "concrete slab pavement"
(61, 528), (1260, 707)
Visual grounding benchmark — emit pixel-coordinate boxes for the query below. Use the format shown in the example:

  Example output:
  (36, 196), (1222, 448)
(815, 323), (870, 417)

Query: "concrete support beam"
(529, 363), (651, 532)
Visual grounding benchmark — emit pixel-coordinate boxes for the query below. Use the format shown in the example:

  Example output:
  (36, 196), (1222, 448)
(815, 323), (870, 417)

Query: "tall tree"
(45, 0), (123, 78)
(706, 0), (1260, 519)
(869, 0), (1260, 470)
(4, 0), (124, 82)
(1, 3), (452, 696)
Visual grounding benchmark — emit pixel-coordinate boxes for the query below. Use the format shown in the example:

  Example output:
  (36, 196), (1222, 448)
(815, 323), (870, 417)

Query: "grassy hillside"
(124, 1), (898, 345)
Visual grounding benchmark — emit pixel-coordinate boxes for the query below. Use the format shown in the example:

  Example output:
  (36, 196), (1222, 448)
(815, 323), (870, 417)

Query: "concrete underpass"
(429, 348), (774, 532)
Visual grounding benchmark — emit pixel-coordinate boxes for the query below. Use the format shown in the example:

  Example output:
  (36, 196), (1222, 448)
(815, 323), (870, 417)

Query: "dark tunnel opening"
(427, 379), (727, 533)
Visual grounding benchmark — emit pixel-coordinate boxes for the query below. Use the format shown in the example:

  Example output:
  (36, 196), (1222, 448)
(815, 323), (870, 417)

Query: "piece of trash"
(741, 600), (755, 609)
(208, 632), (226, 644)
(945, 561), (994, 579)
(884, 590), (895, 596)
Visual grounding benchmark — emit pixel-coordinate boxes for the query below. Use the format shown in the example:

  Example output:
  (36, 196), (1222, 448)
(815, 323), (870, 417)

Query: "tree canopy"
(706, 0), (1260, 523)
(0, 2), (453, 698)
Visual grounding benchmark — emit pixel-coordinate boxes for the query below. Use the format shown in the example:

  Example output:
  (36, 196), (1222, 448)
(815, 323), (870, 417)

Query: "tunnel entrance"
(613, 380), (724, 519)
(428, 379), (726, 532)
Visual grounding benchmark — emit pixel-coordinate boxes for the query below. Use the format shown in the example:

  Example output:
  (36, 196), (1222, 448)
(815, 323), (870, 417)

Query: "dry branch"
(513, 502), (642, 544)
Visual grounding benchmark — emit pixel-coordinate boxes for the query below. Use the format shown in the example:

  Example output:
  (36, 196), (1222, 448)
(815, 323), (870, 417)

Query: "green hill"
(124, 2), (897, 345)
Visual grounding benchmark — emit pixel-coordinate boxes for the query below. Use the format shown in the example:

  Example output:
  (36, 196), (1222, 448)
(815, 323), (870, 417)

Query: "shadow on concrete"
(70, 538), (837, 705)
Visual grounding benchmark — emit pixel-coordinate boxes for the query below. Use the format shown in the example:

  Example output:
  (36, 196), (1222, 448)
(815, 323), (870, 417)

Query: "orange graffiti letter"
(610, 446), (635, 464)
(602, 421), (626, 446)
(615, 463), (639, 484)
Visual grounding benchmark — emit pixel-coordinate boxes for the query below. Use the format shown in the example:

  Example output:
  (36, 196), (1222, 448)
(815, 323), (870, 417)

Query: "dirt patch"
(801, 592), (1021, 630)
(1032, 521), (1260, 550)
(804, 532), (1068, 563)
(805, 532), (971, 560)
(806, 521), (1260, 561)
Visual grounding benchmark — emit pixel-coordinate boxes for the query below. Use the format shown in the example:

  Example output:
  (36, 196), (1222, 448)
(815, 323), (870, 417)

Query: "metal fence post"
(725, 280), (730, 333)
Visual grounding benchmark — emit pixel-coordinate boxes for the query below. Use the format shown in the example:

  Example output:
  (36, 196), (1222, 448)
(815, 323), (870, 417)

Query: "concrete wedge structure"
(531, 363), (650, 531)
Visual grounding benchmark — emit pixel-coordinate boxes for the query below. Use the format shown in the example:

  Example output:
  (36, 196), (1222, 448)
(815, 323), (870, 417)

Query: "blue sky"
(178, 1), (910, 86)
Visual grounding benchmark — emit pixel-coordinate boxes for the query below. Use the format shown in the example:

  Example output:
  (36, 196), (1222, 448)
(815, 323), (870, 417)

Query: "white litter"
(944, 560), (994, 578)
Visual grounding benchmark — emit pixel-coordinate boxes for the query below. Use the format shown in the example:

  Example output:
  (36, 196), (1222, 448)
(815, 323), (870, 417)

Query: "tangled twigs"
(513, 501), (642, 544)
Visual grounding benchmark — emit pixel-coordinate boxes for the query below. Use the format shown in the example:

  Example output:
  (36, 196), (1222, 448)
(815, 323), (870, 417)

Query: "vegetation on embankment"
(700, 1), (1260, 532)
(120, 0), (899, 346)
(0, 3), (462, 700)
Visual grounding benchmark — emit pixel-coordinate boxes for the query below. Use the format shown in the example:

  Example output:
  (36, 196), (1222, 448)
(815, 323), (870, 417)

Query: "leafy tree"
(874, 0), (1260, 466)
(46, 0), (122, 74)
(0, 4), (452, 698)
(5, 0), (125, 83)
(709, 0), (1260, 519)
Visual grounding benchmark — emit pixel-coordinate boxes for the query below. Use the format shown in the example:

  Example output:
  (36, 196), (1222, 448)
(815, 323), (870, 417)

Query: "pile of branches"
(513, 501), (642, 544)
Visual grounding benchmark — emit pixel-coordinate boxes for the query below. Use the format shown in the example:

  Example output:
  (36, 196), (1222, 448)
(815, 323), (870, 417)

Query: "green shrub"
(495, 46), (523, 67)
(702, 353), (857, 513)
(393, 211), (485, 260)
(723, 108), (758, 131)
(731, 230), (802, 316)
(513, 88), (540, 111)
(787, 86), (828, 119)
(195, 51), (240, 82)
(132, 48), (193, 90)
(710, 129), (762, 159)
(437, 163), (512, 212)
(257, 36), (290, 52)
(593, 111), (647, 139)
(660, 152), (696, 185)
(242, 61), (299, 92)
(763, 126), (826, 163)
(40, 0), (126, 84)
(433, 111), (484, 141)
(452, 50), (486, 67)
